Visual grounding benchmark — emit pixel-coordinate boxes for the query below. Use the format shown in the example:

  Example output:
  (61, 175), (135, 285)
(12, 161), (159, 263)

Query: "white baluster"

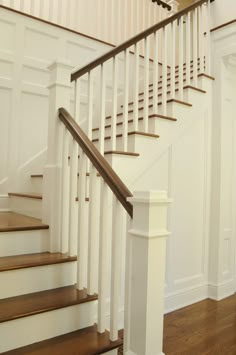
(193, 7), (198, 87)
(111, 56), (118, 151)
(61, 128), (70, 253)
(130, 0), (134, 37)
(199, 5), (204, 74)
(77, 150), (88, 289)
(30, 0), (36, 16)
(171, 20), (176, 99)
(57, 0), (62, 25)
(123, 49), (129, 151)
(87, 165), (100, 295)
(133, 42), (140, 131)
(39, 0), (44, 18)
(74, 79), (80, 124)
(205, 0), (211, 74)
(162, 26), (167, 115)
(110, 197), (122, 341)
(153, 30), (159, 113)
(87, 71), (94, 140)
(69, 138), (78, 256)
(186, 12), (191, 86)
(117, 0), (121, 44)
(136, 0), (140, 35)
(143, 36), (150, 132)
(178, 16), (184, 100)
(98, 181), (109, 333)
(123, 0), (128, 42)
(99, 64), (106, 154)
(20, 0), (24, 12)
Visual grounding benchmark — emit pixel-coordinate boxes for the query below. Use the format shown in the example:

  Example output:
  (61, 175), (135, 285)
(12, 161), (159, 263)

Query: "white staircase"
(0, 0), (215, 354)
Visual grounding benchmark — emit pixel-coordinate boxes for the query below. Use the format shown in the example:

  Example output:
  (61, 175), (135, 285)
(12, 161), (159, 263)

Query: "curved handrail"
(58, 107), (133, 218)
(152, 0), (171, 11)
(71, 0), (211, 81)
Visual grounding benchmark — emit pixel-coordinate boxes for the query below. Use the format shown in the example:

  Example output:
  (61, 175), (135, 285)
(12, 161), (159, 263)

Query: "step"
(132, 86), (206, 107)
(92, 131), (160, 151)
(0, 212), (49, 257)
(0, 287), (98, 353)
(2, 325), (122, 355)
(105, 99), (192, 121)
(0, 212), (48, 232)
(93, 112), (177, 140)
(8, 193), (42, 219)
(30, 175), (44, 194)
(0, 252), (77, 299)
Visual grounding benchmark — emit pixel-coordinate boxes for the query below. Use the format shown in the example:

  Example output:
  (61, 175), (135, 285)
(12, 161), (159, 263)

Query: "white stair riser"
(31, 177), (43, 194)
(9, 196), (42, 219)
(0, 261), (76, 299)
(0, 301), (96, 353)
(0, 229), (49, 257)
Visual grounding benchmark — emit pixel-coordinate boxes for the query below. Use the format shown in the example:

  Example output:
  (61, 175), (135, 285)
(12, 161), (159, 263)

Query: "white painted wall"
(209, 22), (236, 299)
(0, 6), (113, 195)
(211, 0), (236, 29)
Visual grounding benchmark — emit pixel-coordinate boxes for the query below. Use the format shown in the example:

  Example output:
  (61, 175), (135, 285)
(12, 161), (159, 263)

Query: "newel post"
(125, 191), (171, 355)
(42, 59), (74, 252)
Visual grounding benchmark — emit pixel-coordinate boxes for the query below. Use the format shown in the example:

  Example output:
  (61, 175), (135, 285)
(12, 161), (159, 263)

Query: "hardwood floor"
(119, 294), (236, 354)
(163, 294), (236, 354)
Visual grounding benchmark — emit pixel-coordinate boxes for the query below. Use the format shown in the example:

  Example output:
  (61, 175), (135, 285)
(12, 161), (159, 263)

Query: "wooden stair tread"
(104, 150), (140, 156)
(8, 192), (42, 200)
(0, 286), (97, 323)
(2, 325), (122, 355)
(31, 173), (100, 178)
(126, 86), (206, 106)
(0, 252), (77, 272)
(0, 212), (49, 232)
(105, 100), (191, 120)
(92, 131), (159, 143)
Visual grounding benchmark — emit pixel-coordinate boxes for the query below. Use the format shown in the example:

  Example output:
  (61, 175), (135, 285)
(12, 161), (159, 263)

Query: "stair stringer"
(107, 76), (213, 192)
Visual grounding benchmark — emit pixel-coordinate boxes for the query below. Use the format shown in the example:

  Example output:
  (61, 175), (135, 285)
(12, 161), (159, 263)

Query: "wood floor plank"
(0, 212), (49, 232)
(0, 286), (97, 323)
(163, 294), (236, 354)
(0, 252), (77, 272)
(2, 325), (122, 355)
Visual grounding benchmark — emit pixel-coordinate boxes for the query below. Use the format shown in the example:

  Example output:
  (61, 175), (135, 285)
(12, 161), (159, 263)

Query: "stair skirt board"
(0, 230), (49, 257)
(0, 301), (96, 353)
(0, 261), (77, 299)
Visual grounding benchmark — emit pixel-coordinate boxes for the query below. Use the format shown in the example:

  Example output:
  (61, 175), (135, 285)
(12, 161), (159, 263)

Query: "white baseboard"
(164, 284), (209, 314)
(208, 279), (235, 300)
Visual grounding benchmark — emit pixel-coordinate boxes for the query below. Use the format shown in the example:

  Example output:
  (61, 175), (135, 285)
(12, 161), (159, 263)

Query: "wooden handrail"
(58, 108), (133, 218)
(71, 0), (211, 82)
(152, 0), (171, 11)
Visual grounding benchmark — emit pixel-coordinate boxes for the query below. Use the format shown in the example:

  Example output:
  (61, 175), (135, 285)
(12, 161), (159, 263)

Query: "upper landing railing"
(0, 0), (172, 45)
(70, 0), (213, 156)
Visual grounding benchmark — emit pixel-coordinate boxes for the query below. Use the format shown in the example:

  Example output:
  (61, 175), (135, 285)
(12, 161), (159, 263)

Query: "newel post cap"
(127, 190), (172, 205)
(128, 190), (172, 239)
(47, 58), (74, 89)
